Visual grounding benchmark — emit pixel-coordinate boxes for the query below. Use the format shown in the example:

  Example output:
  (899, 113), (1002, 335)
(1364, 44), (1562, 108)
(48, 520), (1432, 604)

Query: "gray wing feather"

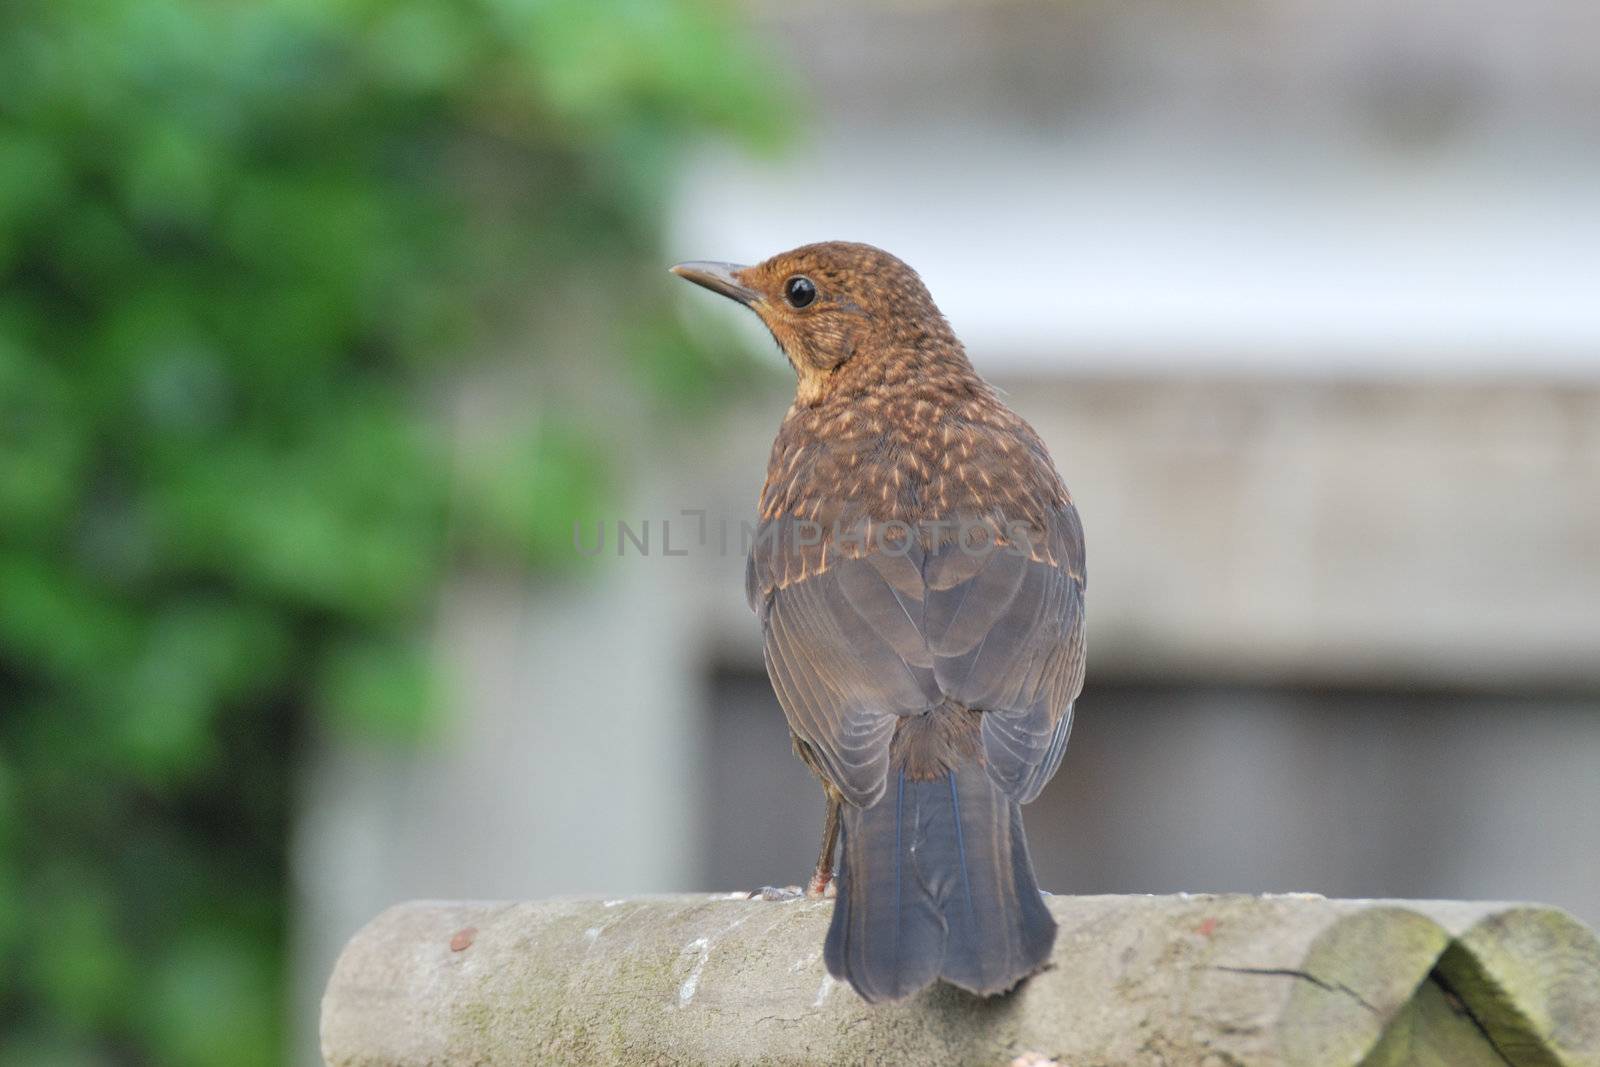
(752, 504), (1085, 807)
(921, 507), (1085, 802)
(759, 552), (941, 805)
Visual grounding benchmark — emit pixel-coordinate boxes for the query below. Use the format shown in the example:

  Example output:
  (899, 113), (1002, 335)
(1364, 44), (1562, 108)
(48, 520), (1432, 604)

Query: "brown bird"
(672, 242), (1085, 1003)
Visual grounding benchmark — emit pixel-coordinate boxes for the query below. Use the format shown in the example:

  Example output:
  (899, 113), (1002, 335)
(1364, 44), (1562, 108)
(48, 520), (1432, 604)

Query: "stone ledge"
(321, 893), (1600, 1066)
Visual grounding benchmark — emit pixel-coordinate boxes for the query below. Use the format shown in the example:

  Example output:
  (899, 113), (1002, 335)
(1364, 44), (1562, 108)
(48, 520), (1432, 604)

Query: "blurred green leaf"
(0, 0), (791, 1062)
(318, 636), (440, 743)
(142, 928), (278, 1067)
(21, 870), (134, 1035)
(0, 1030), (116, 1067)
(454, 418), (615, 569)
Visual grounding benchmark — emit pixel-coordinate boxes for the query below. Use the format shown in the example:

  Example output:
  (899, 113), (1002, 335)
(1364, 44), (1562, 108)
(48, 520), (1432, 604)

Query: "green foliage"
(0, 0), (784, 1062)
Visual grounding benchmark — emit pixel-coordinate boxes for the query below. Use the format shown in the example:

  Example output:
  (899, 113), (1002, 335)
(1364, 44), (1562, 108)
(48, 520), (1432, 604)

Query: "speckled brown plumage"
(673, 241), (1086, 1005)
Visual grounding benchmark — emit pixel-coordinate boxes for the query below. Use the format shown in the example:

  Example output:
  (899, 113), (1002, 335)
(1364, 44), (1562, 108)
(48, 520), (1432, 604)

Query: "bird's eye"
(784, 275), (817, 308)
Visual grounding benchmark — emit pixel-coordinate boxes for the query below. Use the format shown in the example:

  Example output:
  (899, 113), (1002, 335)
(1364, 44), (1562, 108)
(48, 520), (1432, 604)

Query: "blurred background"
(1, 0), (1596, 1064)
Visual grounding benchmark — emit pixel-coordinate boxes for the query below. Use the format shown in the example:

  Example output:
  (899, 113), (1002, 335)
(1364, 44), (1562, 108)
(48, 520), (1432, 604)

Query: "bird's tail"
(824, 757), (1056, 1003)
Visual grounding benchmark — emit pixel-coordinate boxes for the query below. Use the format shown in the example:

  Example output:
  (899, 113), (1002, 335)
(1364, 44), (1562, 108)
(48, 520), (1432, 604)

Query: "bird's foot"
(749, 866), (837, 902)
(748, 884), (805, 901)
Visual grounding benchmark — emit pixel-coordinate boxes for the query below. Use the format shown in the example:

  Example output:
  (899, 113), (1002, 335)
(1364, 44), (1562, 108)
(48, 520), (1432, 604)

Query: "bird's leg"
(805, 796), (841, 898)
(748, 796), (842, 902)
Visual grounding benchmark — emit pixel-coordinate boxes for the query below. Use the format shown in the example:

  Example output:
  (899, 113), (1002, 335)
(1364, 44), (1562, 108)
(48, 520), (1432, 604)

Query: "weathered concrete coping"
(322, 893), (1600, 1066)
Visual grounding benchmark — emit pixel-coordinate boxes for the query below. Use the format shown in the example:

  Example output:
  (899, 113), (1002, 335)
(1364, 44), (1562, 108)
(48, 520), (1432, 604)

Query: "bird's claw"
(748, 885), (805, 901)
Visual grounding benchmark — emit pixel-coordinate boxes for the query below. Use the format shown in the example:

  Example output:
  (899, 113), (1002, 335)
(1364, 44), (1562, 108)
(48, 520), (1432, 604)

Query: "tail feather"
(824, 760), (1056, 1002)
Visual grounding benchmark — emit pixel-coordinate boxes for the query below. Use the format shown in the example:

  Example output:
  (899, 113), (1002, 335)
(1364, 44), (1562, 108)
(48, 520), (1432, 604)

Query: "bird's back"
(748, 369), (1084, 1002)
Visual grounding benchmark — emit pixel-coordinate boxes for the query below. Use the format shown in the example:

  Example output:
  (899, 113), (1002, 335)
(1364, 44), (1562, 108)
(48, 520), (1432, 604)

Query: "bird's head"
(671, 241), (963, 405)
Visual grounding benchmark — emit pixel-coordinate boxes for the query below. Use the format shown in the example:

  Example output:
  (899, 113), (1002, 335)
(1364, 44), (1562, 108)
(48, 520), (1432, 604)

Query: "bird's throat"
(793, 362), (834, 407)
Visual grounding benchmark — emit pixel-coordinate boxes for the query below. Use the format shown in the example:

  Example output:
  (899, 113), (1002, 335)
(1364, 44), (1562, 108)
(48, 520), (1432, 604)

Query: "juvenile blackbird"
(672, 242), (1085, 1003)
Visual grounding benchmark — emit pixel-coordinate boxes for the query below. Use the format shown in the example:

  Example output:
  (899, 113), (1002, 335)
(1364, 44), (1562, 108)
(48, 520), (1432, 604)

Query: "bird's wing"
(924, 504), (1086, 803)
(749, 503), (1083, 807)
(749, 516), (942, 807)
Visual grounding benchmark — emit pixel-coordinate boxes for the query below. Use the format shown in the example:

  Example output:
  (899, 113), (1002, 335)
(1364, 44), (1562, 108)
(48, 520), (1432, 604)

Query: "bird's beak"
(670, 261), (759, 306)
